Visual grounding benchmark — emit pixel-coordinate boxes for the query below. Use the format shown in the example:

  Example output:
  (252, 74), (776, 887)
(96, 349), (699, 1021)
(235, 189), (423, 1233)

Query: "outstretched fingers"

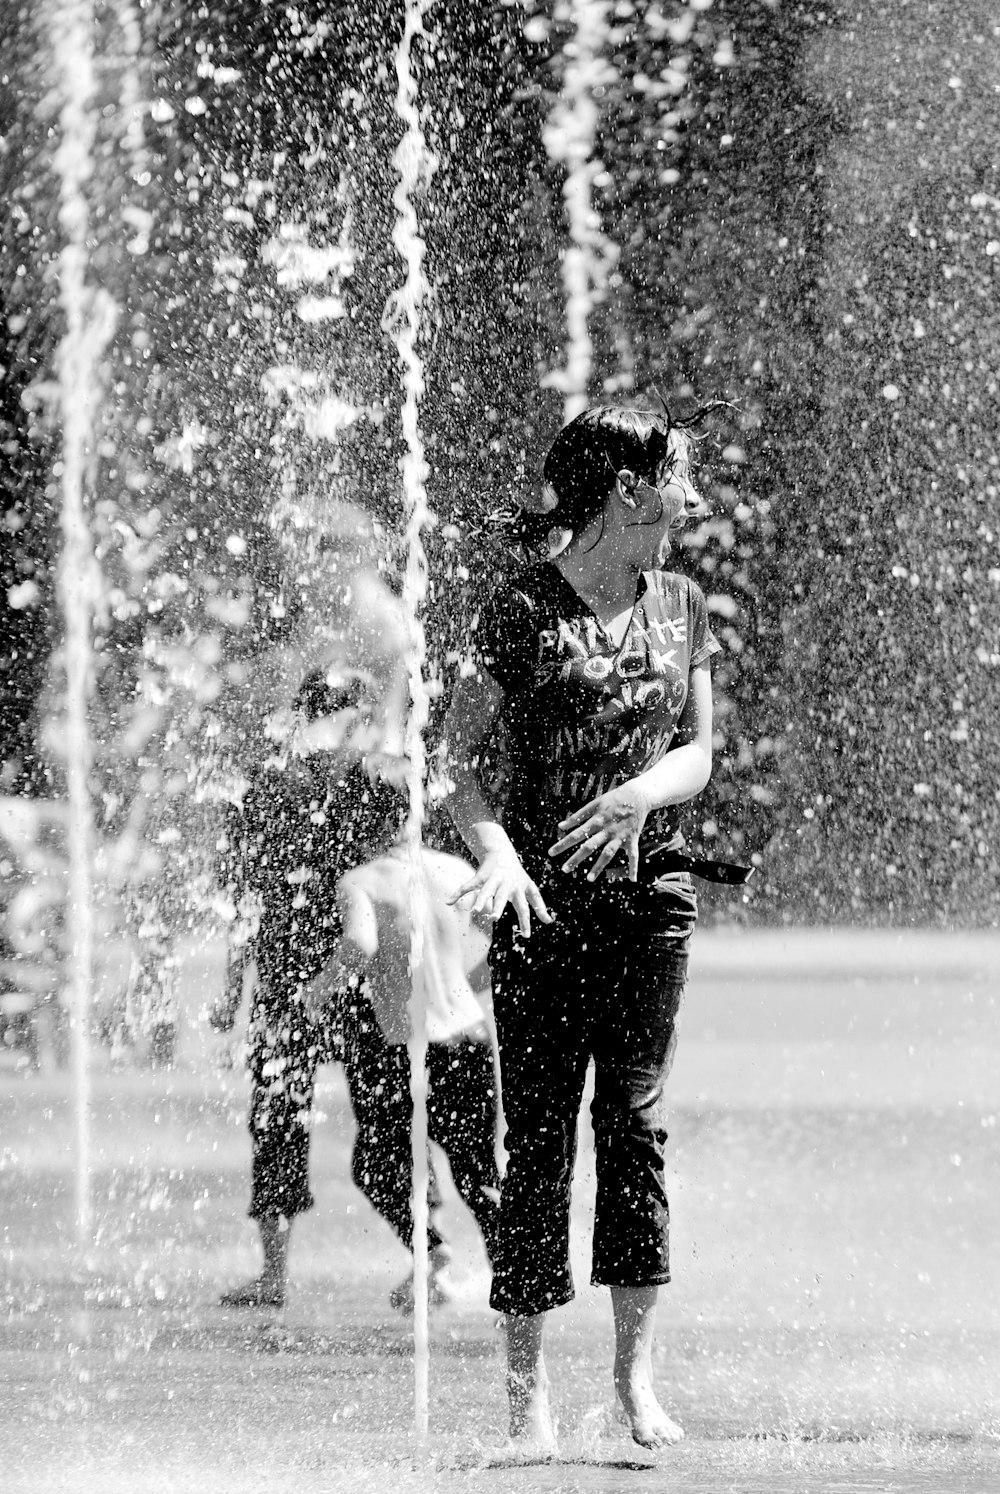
(450, 874), (502, 925)
(549, 787), (648, 882)
(549, 821), (638, 882)
(548, 822), (598, 868)
(547, 812), (591, 861)
(582, 836), (624, 883)
(449, 869), (552, 936)
(449, 875), (486, 910)
(506, 877), (553, 936)
(524, 882), (554, 930)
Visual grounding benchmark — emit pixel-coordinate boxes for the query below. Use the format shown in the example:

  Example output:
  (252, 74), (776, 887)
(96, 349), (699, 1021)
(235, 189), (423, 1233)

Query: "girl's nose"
(682, 481), (707, 518)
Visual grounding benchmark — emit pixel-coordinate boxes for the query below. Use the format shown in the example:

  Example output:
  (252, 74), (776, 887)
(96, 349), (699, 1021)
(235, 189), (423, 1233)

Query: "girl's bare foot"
(610, 1285), (682, 1450)
(614, 1369), (684, 1450)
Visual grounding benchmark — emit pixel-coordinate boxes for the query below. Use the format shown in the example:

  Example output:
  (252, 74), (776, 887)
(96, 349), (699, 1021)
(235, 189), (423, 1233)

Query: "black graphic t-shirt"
(226, 755), (403, 990)
(474, 563), (719, 887)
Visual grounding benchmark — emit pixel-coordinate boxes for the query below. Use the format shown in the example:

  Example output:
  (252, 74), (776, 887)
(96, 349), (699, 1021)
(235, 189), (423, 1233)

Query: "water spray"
(112, 0), (148, 174)
(49, 0), (117, 1247)
(386, 0), (437, 1453)
(542, 0), (619, 421)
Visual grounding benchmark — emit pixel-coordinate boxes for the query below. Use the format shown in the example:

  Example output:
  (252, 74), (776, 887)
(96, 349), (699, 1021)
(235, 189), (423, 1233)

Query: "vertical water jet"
(386, 0), (437, 1452)
(49, 0), (116, 1245)
(542, 0), (618, 420)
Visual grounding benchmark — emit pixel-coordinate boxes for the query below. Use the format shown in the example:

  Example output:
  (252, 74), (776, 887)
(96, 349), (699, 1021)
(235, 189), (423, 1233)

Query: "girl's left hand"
(548, 782), (652, 882)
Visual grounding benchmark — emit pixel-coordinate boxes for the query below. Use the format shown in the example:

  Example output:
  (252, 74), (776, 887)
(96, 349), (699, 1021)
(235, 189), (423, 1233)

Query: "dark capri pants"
(488, 875), (696, 1317)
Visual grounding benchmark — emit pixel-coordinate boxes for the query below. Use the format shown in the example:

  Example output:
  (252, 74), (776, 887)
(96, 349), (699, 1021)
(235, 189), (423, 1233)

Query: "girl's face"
(634, 439), (704, 566)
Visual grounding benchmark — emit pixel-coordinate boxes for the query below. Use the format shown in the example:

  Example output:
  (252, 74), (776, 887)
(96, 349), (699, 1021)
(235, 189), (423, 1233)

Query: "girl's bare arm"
(443, 669), (553, 936)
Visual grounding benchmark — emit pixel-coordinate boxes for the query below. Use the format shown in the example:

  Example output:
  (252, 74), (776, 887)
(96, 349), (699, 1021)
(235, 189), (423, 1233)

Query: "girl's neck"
(554, 531), (644, 610)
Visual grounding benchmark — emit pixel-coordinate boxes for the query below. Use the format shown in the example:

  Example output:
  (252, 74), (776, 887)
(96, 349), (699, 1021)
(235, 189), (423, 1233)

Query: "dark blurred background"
(2, 0), (998, 927)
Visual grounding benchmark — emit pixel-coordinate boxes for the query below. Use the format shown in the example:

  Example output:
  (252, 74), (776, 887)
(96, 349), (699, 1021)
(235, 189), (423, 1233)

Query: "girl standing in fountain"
(445, 404), (719, 1452)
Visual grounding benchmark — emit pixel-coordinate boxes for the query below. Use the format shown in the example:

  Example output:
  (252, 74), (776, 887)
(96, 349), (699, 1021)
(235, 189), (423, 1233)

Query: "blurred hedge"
(1, 1), (998, 926)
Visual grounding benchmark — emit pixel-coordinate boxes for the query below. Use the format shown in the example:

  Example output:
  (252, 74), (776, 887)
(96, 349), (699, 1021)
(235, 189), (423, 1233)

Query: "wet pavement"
(2, 929), (998, 1492)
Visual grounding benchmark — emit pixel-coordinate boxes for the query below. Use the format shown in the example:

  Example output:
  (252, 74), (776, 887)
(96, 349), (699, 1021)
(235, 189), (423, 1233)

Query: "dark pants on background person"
(342, 995), (502, 1265)
(488, 876), (696, 1318)
(248, 980), (500, 1265)
(246, 978), (341, 1223)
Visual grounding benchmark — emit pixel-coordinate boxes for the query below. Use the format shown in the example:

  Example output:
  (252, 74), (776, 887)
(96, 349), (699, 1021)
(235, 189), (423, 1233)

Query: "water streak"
(386, 0), (437, 1452)
(262, 196), (369, 557)
(49, 0), (117, 1243)
(112, 0), (148, 176)
(541, 0), (619, 420)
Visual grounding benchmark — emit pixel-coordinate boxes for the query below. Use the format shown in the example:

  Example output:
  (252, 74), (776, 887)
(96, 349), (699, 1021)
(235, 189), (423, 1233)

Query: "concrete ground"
(1, 926), (998, 1493)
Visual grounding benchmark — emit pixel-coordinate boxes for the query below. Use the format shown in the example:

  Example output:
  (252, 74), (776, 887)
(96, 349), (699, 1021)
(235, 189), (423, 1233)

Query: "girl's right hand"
(450, 848), (553, 938)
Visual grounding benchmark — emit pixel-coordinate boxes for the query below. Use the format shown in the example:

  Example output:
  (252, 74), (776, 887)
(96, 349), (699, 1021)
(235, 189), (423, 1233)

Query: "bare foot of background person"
(388, 1244), (453, 1314)
(219, 1216), (288, 1309)
(218, 1275), (285, 1310)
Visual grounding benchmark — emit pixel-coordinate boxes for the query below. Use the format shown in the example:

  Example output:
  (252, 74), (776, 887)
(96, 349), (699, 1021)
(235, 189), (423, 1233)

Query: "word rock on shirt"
(474, 563), (719, 873)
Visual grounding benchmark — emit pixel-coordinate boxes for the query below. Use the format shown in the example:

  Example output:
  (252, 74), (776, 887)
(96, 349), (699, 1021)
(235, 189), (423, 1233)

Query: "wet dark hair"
(516, 400), (727, 551)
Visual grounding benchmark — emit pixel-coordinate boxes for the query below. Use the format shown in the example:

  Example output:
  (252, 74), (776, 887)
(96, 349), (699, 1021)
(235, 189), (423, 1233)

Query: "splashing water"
(385, 0), (437, 1452)
(541, 0), (619, 419)
(3, 8), (1000, 1489)
(262, 186), (368, 546)
(113, 0), (148, 179)
(49, 0), (117, 1245)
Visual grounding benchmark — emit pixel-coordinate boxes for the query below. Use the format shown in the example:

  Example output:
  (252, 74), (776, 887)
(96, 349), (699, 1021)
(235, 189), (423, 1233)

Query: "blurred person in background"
(213, 667), (409, 1308)
(305, 834), (501, 1307)
(213, 495), (418, 1306)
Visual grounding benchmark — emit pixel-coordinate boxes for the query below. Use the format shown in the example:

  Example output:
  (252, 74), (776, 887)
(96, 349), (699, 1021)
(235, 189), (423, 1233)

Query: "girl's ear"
(616, 469), (639, 507)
